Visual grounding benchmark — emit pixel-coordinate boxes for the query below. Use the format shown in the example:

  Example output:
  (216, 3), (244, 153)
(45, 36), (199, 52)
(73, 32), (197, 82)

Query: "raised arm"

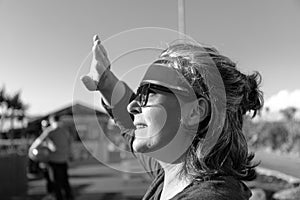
(81, 35), (134, 130)
(28, 128), (56, 160)
(81, 35), (124, 105)
(81, 35), (136, 132)
(81, 36), (161, 178)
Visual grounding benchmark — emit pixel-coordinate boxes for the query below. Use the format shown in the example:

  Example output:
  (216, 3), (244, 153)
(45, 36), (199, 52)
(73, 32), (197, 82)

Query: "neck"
(159, 161), (183, 183)
(159, 160), (191, 200)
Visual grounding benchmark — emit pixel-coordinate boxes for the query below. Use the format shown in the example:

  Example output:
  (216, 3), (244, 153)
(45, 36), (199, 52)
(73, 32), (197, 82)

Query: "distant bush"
(244, 116), (300, 156)
(264, 123), (289, 150)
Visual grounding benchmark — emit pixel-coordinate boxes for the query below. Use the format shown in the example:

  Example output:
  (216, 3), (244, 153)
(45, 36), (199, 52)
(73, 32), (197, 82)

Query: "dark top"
(102, 82), (252, 200)
(47, 125), (71, 163)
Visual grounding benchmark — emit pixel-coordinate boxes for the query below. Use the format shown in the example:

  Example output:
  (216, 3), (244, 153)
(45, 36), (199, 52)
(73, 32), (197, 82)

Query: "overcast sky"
(1, 0), (299, 115)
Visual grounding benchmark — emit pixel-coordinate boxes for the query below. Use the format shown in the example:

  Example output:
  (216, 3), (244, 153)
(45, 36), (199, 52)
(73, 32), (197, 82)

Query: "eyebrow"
(149, 84), (172, 93)
(153, 59), (172, 65)
(137, 84), (171, 93)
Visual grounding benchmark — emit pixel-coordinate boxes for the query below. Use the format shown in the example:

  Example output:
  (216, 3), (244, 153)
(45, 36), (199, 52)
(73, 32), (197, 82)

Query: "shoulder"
(174, 176), (252, 200)
(46, 125), (66, 136)
(55, 124), (68, 132)
(41, 126), (55, 136)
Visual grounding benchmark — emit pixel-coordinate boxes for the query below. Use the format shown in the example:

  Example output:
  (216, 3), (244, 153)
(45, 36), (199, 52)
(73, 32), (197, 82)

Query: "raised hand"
(81, 35), (111, 91)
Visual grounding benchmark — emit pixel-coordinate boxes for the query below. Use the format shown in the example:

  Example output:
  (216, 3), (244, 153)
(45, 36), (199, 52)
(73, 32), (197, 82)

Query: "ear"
(186, 97), (209, 126)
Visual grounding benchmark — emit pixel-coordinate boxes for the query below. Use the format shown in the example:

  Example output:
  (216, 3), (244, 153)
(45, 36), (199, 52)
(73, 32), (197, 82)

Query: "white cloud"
(264, 90), (300, 112)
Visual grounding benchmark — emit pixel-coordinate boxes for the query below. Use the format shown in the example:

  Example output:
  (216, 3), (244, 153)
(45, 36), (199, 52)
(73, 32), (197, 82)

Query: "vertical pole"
(178, 0), (186, 39)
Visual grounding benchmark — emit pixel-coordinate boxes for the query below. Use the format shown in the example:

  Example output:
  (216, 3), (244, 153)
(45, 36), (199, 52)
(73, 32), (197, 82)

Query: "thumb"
(80, 75), (98, 91)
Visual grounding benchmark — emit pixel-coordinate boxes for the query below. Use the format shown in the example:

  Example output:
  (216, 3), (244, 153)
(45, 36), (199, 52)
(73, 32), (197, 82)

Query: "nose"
(127, 99), (142, 115)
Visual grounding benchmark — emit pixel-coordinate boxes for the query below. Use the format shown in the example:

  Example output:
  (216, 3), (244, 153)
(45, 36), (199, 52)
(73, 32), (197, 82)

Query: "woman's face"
(127, 84), (182, 154)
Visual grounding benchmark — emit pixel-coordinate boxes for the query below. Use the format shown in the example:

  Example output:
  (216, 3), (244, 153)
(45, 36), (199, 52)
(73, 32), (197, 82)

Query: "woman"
(81, 35), (263, 200)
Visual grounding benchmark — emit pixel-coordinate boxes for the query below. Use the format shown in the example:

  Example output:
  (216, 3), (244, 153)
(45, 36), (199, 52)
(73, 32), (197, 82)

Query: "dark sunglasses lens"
(136, 85), (149, 106)
(142, 85), (150, 106)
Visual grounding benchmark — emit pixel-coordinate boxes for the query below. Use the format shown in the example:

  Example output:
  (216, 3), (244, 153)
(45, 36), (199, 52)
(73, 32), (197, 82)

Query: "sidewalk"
(27, 161), (150, 200)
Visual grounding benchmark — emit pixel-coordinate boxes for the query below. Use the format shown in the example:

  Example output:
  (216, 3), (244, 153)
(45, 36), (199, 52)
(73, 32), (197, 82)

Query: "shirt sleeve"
(101, 81), (135, 132)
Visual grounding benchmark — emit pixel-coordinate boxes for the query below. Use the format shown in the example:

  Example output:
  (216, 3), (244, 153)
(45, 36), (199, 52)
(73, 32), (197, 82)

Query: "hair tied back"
(241, 71), (264, 117)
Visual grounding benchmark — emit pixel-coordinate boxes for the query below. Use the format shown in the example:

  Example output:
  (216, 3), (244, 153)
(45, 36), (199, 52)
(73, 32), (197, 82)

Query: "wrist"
(97, 66), (111, 91)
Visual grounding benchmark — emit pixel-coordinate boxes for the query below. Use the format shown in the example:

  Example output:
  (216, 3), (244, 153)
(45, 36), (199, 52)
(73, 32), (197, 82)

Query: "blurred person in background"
(40, 119), (55, 200)
(29, 115), (73, 200)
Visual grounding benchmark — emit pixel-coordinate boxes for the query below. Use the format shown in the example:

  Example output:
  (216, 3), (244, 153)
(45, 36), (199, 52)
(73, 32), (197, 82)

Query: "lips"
(134, 123), (148, 129)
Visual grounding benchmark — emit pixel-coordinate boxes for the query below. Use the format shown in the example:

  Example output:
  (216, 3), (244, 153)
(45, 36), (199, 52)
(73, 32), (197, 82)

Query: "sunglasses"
(135, 83), (209, 107)
(135, 83), (174, 107)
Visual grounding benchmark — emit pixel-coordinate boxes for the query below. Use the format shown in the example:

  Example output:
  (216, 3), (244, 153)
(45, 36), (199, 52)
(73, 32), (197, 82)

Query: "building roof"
(28, 102), (108, 126)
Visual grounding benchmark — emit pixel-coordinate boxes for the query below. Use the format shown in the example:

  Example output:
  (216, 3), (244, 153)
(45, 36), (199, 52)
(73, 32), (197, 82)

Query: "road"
(254, 150), (300, 179)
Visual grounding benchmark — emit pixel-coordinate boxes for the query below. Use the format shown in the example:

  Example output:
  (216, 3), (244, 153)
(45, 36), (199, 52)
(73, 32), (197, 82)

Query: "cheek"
(145, 106), (167, 136)
(161, 104), (181, 141)
(132, 107), (168, 153)
(146, 102), (181, 146)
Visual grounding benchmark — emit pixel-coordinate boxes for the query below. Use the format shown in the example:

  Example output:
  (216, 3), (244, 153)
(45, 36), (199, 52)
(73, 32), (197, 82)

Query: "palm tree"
(0, 87), (4, 103)
(0, 86), (28, 140)
(0, 90), (28, 151)
(7, 91), (27, 131)
(0, 86), (6, 116)
(8, 92), (20, 129)
(0, 86), (8, 138)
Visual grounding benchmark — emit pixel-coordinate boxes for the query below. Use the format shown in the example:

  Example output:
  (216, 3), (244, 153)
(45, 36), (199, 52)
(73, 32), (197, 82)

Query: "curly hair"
(159, 42), (264, 181)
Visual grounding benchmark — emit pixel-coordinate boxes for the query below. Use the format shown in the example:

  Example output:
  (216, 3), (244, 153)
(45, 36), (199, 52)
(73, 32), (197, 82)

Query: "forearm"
(28, 134), (45, 159)
(29, 130), (49, 150)
(29, 138), (43, 151)
(97, 69), (127, 107)
(100, 73), (135, 131)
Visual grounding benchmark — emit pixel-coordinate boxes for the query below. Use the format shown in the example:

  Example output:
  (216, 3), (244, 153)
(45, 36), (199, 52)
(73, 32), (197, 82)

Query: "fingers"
(92, 35), (111, 72)
(81, 75), (98, 91)
(93, 34), (99, 42)
(94, 36), (108, 57)
(99, 43), (108, 58)
(92, 37), (102, 61)
(81, 35), (111, 92)
(92, 35), (108, 61)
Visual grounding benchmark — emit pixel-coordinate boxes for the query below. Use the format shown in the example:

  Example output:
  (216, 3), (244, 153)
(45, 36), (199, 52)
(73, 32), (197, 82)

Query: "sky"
(0, 0), (300, 116)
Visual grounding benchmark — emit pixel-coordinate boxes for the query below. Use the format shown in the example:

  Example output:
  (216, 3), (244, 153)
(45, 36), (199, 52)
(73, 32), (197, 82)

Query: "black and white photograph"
(0, 1), (299, 200)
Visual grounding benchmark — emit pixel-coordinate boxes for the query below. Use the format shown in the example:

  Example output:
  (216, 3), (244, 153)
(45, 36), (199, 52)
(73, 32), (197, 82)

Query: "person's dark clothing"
(47, 125), (73, 200)
(41, 165), (54, 194)
(141, 169), (251, 200)
(48, 162), (73, 200)
(102, 82), (252, 200)
(48, 126), (71, 163)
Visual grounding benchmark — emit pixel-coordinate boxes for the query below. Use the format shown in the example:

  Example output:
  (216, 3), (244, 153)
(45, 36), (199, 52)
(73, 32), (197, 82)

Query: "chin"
(132, 139), (151, 153)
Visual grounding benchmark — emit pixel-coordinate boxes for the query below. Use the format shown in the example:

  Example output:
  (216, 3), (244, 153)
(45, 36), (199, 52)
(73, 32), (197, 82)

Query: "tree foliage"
(0, 85), (28, 134)
(280, 107), (297, 121)
(243, 109), (300, 156)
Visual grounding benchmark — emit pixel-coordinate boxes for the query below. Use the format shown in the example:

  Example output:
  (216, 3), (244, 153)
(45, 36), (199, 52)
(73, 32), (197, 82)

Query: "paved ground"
(27, 160), (151, 200)
(13, 150), (300, 200)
